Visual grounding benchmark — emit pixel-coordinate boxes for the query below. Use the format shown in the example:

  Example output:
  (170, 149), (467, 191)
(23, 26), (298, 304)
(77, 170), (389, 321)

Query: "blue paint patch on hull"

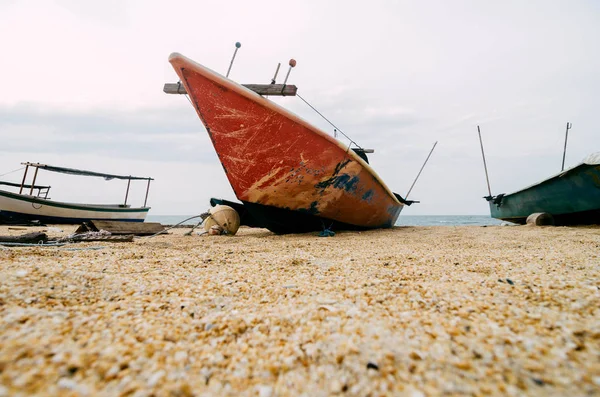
(297, 201), (320, 215)
(362, 190), (374, 202)
(332, 174), (360, 193)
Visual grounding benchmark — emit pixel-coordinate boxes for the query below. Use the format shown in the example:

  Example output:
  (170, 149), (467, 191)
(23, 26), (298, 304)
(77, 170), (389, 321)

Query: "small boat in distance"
(166, 52), (413, 234)
(485, 152), (600, 225)
(0, 163), (153, 225)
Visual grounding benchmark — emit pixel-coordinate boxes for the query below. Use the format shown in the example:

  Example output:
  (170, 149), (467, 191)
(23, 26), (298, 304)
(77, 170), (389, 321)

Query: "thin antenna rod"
(478, 125), (492, 197)
(406, 141), (438, 199)
(226, 42), (241, 78)
(271, 63), (281, 84)
(282, 59), (296, 85)
(561, 122), (572, 172)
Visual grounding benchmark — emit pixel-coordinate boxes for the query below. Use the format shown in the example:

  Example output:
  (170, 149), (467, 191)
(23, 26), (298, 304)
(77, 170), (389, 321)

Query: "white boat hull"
(0, 189), (149, 224)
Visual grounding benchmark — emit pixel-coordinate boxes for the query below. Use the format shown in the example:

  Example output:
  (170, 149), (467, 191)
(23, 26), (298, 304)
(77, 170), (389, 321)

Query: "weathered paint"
(487, 162), (600, 225)
(362, 190), (374, 202)
(0, 189), (149, 224)
(169, 53), (403, 229)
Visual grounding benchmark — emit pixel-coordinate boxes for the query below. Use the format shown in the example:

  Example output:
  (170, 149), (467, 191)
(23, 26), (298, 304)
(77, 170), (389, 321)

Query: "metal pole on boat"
(282, 59), (296, 85)
(271, 63), (281, 84)
(405, 141), (438, 200)
(19, 165), (29, 194)
(29, 166), (39, 196)
(124, 178), (131, 206)
(144, 179), (151, 207)
(226, 42), (241, 78)
(478, 125), (492, 197)
(561, 122), (572, 172)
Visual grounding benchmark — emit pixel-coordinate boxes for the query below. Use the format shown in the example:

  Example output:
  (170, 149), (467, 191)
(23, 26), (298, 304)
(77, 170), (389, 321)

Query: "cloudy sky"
(1, 0), (598, 216)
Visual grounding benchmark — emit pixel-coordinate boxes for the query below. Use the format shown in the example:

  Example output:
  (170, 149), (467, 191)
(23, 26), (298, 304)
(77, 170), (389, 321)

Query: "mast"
(477, 126), (492, 197)
(226, 42), (241, 78)
(561, 122), (572, 172)
(405, 141), (438, 200)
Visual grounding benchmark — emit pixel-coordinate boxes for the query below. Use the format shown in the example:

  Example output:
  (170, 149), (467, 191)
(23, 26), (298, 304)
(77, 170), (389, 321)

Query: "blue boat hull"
(488, 163), (600, 225)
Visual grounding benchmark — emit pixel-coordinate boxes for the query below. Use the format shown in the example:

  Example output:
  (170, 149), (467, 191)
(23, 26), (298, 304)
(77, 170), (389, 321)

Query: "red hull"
(169, 53), (403, 230)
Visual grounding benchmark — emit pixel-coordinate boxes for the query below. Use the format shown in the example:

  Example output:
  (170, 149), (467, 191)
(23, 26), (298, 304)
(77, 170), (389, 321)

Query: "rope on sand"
(139, 214), (208, 239)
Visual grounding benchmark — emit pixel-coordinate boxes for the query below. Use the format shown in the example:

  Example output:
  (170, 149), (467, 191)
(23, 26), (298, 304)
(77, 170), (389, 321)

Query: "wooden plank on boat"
(163, 83), (298, 96)
(0, 232), (48, 244)
(163, 83), (189, 94)
(78, 220), (166, 236)
(242, 84), (298, 96)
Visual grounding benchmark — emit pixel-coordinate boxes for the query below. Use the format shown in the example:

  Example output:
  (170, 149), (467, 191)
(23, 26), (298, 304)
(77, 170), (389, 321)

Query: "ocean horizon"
(147, 214), (505, 227)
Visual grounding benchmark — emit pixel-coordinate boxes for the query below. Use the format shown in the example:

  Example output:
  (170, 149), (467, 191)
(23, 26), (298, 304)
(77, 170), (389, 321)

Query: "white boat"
(0, 163), (153, 224)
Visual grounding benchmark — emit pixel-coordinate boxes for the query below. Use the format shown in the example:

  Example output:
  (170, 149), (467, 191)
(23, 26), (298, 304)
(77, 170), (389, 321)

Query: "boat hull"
(210, 197), (403, 234)
(488, 163), (600, 225)
(0, 189), (149, 224)
(169, 53), (404, 233)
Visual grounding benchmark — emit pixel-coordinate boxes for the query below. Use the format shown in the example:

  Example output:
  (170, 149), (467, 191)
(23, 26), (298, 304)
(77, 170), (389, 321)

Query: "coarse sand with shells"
(0, 224), (599, 396)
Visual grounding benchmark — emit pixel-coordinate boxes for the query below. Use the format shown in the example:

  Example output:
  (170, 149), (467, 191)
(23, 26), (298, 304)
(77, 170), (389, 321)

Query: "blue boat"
(486, 153), (600, 225)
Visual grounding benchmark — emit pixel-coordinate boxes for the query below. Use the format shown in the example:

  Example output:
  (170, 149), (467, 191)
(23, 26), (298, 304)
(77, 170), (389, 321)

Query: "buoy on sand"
(204, 205), (241, 235)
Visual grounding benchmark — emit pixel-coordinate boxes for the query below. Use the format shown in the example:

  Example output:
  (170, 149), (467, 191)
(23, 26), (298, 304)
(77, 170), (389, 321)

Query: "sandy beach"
(0, 225), (599, 396)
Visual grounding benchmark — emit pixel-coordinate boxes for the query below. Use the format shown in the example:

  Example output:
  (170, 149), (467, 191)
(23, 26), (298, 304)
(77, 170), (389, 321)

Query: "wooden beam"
(29, 167), (39, 195)
(124, 178), (131, 206)
(242, 84), (298, 96)
(163, 83), (188, 94)
(144, 179), (151, 207)
(163, 83), (298, 96)
(19, 165), (29, 194)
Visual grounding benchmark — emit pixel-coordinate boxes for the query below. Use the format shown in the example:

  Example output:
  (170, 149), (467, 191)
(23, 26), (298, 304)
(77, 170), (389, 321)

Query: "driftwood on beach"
(0, 232), (48, 244)
(75, 220), (166, 236)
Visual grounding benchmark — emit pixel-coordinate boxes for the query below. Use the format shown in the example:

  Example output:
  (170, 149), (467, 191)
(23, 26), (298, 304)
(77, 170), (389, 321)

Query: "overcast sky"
(1, 0), (598, 217)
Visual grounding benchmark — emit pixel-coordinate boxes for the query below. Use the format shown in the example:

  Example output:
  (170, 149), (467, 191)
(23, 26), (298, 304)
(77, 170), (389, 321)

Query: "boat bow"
(169, 53), (404, 232)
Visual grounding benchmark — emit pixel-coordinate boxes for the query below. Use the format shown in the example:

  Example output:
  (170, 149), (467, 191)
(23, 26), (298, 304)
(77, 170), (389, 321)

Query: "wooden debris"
(75, 220), (165, 236)
(0, 232), (47, 244)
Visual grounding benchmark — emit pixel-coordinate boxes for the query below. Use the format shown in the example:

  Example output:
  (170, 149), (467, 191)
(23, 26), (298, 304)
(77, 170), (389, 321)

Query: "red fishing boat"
(167, 52), (412, 234)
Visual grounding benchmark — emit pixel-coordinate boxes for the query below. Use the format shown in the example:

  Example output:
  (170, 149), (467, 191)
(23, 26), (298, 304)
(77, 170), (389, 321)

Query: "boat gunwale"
(492, 161), (597, 199)
(0, 189), (150, 213)
(168, 52), (403, 206)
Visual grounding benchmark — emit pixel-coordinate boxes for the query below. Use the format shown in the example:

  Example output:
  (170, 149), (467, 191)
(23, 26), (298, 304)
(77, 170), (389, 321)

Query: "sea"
(147, 214), (505, 227)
